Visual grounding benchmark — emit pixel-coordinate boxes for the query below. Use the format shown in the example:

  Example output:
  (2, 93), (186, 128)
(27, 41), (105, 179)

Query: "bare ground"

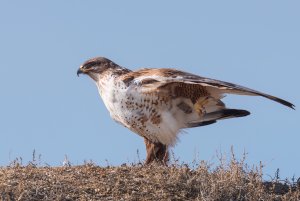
(0, 156), (299, 201)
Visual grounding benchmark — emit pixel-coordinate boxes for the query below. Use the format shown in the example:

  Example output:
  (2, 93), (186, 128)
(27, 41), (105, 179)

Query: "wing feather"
(125, 68), (295, 109)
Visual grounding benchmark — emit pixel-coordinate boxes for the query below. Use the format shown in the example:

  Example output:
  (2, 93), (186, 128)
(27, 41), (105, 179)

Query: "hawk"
(77, 57), (294, 164)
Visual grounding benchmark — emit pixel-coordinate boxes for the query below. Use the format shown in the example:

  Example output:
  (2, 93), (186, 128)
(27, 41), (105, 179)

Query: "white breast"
(95, 75), (129, 125)
(94, 74), (187, 146)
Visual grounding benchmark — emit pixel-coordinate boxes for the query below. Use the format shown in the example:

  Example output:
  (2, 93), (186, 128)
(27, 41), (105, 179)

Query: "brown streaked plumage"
(77, 57), (295, 165)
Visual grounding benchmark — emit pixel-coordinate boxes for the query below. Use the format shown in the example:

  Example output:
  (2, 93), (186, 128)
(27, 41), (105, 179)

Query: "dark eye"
(84, 61), (100, 69)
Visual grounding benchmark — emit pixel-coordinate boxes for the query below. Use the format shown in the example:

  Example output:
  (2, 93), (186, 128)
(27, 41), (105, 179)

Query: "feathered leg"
(144, 138), (169, 165)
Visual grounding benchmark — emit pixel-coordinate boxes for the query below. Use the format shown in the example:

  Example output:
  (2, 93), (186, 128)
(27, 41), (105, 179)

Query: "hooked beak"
(77, 68), (82, 77)
(77, 67), (85, 77)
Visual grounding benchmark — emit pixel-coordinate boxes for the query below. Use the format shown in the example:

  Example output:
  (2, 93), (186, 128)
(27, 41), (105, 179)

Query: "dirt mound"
(0, 158), (299, 200)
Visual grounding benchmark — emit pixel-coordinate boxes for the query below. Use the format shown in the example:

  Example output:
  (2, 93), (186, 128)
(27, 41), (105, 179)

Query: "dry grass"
(0, 153), (299, 201)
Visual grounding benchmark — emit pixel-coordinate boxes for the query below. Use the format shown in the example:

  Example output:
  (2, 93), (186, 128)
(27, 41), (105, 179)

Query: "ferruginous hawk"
(77, 57), (294, 164)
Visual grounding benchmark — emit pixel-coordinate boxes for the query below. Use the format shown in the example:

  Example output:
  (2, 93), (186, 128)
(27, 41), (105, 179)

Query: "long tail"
(186, 109), (250, 128)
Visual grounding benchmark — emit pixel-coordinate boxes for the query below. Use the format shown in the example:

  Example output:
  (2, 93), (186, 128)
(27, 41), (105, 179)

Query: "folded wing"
(129, 68), (295, 110)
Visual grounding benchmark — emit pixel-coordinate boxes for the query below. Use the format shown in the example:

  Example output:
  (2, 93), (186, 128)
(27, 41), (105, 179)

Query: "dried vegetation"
(0, 152), (299, 201)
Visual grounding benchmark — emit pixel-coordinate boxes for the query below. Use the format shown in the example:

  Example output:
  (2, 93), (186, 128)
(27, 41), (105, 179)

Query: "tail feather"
(204, 109), (250, 121)
(186, 120), (217, 128)
(186, 109), (250, 128)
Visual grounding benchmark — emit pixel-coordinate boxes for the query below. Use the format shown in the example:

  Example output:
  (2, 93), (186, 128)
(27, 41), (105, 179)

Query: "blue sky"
(0, 1), (299, 178)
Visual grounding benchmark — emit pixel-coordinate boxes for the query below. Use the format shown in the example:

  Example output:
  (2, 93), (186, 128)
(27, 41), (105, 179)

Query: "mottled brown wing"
(130, 68), (295, 109)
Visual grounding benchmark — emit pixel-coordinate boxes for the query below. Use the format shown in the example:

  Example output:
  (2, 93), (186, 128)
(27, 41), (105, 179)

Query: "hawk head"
(77, 57), (118, 81)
